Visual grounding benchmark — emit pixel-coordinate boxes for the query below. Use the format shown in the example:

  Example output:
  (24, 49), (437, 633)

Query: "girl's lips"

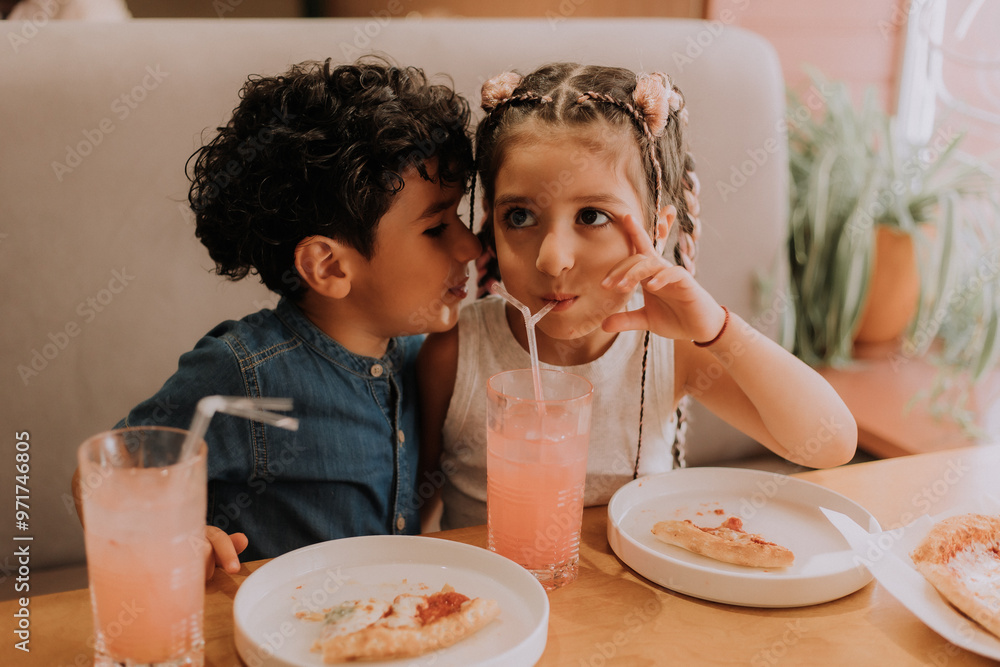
(543, 296), (578, 312)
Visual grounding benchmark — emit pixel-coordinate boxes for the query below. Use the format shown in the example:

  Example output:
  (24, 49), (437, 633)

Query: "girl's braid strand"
(676, 154), (701, 274)
(468, 91), (552, 232)
(672, 396), (690, 469)
(633, 329), (651, 480)
(576, 91), (664, 214)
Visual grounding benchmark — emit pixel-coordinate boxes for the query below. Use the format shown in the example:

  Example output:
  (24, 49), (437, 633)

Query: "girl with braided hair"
(418, 63), (856, 531)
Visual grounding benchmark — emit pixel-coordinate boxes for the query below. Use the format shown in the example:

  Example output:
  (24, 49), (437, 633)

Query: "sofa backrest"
(0, 18), (787, 572)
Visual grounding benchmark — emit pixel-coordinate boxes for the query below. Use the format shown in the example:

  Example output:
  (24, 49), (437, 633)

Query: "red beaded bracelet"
(694, 305), (729, 348)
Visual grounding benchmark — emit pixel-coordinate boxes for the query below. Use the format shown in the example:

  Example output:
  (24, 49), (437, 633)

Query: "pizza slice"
(910, 513), (1000, 639)
(651, 515), (795, 568)
(300, 584), (500, 663)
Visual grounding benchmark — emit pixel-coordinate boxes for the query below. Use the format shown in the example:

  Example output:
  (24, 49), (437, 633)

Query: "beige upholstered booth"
(0, 18), (787, 595)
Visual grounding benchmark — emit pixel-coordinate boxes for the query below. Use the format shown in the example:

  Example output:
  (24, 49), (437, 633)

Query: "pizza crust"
(651, 516), (794, 568)
(910, 513), (1000, 639)
(303, 587), (501, 664)
(319, 597), (499, 663)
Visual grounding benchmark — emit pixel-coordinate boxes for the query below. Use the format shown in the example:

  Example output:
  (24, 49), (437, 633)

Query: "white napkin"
(821, 505), (1000, 661)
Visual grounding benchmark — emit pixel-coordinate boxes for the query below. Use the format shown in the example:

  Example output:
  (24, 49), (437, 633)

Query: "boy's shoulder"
(204, 300), (423, 372)
(198, 302), (301, 364)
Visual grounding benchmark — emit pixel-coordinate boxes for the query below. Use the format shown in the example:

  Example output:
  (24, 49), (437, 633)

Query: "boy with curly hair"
(75, 57), (481, 571)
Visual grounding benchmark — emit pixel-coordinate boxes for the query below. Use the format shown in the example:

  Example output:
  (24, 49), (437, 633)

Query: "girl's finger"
(601, 254), (647, 289)
(622, 214), (657, 257)
(603, 307), (650, 333)
(645, 264), (690, 291)
(619, 259), (676, 290)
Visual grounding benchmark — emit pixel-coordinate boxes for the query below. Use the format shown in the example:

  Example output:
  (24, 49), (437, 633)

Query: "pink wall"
(706, 0), (907, 111)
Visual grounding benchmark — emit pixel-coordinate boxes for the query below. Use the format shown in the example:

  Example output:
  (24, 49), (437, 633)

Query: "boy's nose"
(535, 229), (574, 276)
(453, 224), (482, 262)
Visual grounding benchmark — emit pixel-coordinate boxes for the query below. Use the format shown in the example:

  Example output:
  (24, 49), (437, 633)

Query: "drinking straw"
(180, 396), (299, 461)
(490, 283), (556, 401)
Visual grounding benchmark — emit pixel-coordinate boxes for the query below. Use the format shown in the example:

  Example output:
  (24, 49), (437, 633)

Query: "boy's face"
(351, 163), (481, 338)
(491, 129), (653, 362)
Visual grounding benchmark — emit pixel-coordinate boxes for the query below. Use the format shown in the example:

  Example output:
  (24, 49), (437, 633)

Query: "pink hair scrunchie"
(632, 73), (671, 136)
(633, 72), (684, 137)
(481, 72), (523, 112)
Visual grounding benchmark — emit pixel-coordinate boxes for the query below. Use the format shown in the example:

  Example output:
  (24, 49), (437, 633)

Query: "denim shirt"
(118, 299), (422, 561)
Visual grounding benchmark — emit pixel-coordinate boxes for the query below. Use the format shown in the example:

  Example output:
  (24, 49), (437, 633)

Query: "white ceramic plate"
(607, 467), (880, 607)
(824, 503), (1000, 661)
(233, 535), (549, 667)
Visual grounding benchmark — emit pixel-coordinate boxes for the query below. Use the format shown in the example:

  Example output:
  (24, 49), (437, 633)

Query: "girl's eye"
(579, 209), (612, 227)
(423, 223), (447, 238)
(503, 208), (536, 229)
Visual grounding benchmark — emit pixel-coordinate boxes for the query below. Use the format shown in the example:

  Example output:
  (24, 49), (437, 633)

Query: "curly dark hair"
(187, 57), (473, 299)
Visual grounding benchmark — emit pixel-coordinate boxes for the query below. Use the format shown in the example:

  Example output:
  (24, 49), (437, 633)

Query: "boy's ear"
(294, 235), (358, 299)
(653, 204), (677, 252)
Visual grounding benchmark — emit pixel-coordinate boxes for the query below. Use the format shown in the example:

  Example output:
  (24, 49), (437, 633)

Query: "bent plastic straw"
(180, 395), (299, 460)
(490, 282), (556, 401)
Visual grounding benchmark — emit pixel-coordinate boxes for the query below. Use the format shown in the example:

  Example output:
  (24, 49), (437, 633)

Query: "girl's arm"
(603, 215), (857, 468)
(673, 320), (857, 468)
(416, 327), (461, 532)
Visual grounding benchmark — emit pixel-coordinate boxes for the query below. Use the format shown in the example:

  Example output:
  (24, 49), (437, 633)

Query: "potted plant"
(783, 70), (1000, 415)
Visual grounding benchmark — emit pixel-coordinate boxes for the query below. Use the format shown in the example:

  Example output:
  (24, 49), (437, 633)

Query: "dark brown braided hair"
(471, 63), (701, 473)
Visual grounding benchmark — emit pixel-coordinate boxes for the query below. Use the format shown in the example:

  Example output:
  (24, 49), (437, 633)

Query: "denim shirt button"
(370, 363), (384, 377)
(396, 514), (406, 531)
(397, 429), (405, 444)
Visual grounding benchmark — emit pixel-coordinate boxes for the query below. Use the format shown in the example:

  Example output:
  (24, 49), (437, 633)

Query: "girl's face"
(490, 126), (659, 365)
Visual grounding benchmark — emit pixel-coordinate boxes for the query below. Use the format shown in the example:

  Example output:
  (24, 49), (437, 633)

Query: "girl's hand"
(204, 525), (248, 580)
(602, 214), (725, 343)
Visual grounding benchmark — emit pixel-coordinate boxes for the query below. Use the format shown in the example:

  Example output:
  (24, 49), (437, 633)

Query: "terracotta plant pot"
(854, 225), (921, 344)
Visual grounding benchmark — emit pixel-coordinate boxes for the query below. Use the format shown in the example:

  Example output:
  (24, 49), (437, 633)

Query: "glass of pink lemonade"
(487, 368), (593, 590)
(78, 427), (207, 666)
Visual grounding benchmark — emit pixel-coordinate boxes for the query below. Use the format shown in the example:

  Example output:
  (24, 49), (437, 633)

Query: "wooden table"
(5, 445), (1000, 665)
(819, 342), (1000, 458)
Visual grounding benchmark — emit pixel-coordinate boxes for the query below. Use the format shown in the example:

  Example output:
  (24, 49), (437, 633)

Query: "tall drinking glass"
(78, 427), (207, 666)
(487, 368), (593, 589)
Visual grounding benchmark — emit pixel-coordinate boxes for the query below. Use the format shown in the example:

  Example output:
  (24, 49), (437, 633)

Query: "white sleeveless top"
(440, 295), (677, 529)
